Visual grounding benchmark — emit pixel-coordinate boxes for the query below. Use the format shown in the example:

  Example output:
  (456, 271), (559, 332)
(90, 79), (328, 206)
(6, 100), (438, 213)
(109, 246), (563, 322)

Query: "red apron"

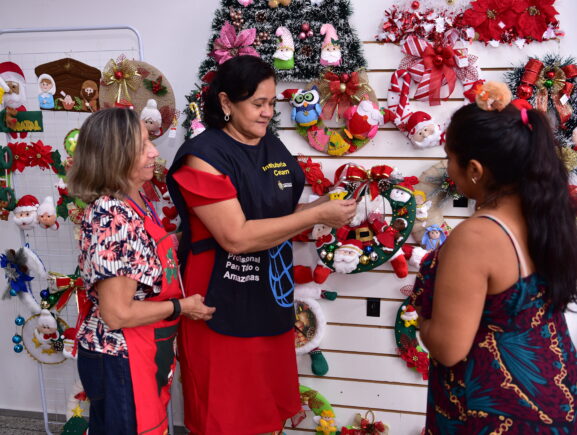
(122, 197), (182, 435)
(75, 197), (182, 435)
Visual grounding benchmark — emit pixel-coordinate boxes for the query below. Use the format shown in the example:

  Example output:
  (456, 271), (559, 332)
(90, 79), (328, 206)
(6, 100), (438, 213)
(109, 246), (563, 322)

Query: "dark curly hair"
(203, 56), (276, 129)
(446, 103), (577, 312)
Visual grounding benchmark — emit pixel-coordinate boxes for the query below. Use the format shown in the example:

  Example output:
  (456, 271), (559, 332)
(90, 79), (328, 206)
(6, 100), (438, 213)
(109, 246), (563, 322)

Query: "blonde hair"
(67, 108), (141, 203)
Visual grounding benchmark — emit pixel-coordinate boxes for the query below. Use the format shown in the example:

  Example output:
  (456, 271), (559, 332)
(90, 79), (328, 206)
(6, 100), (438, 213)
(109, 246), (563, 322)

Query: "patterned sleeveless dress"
(412, 215), (577, 434)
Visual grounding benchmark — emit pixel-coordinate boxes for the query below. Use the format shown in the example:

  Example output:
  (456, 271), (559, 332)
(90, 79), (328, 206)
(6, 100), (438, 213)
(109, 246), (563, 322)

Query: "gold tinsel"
(102, 58), (142, 103)
(559, 147), (577, 172)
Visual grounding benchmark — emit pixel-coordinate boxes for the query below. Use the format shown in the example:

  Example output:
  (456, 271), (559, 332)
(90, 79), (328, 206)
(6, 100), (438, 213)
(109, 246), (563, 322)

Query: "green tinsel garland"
(504, 54), (577, 148)
(182, 0), (367, 139)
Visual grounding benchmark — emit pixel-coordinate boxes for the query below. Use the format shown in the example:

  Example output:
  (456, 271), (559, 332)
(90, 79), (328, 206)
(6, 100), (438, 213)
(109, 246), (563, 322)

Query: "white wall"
(2, 0), (577, 433)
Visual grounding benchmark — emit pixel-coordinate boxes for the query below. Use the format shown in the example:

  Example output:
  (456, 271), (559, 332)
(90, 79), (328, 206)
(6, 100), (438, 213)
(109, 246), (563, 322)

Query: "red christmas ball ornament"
(411, 1), (420, 9)
(516, 84), (533, 99)
(545, 70), (556, 79)
(298, 32), (306, 40)
(307, 30), (314, 37)
(341, 73), (350, 83)
(301, 23), (310, 32)
(114, 70), (124, 80)
(434, 55), (444, 66)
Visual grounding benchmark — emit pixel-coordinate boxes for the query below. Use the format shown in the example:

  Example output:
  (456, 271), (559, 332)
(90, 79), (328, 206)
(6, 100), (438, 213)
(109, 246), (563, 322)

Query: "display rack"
(1, 25), (173, 435)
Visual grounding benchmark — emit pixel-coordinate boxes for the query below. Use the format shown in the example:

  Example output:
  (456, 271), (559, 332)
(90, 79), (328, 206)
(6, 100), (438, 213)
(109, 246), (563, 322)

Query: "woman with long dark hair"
(167, 55), (356, 434)
(413, 83), (577, 433)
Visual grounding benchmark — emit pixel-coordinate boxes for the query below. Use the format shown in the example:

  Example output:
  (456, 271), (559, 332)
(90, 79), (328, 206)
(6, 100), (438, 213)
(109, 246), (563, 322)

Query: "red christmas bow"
(400, 35), (479, 106)
(334, 163), (395, 200)
(318, 70), (372, 121)
(517, 58), (577, 128)
(48, 272), (84, 311)
(43, 332), (58, 340)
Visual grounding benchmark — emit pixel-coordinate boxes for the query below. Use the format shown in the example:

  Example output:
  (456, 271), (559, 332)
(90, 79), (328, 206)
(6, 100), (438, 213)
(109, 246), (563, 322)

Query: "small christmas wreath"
(313, 163), (418, 276)
(279, 69), (389, 156)
(505, 54), (577, 147)
(395, 296), (429, 380)
(291, 385), (337, 435)
(22, 311), (69, 364)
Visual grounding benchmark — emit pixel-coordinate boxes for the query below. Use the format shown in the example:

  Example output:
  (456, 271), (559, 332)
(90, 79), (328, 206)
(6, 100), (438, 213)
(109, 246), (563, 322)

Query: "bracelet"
(165, 298), (181, 321)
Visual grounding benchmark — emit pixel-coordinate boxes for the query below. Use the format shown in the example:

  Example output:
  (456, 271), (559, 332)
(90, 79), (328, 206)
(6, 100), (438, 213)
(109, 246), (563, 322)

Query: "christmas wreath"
(291, 384), (337, 435)
(386, 36), (483, 149)
(410, 160), (458, 248)
(395, 295), (429, 380)
(311, 163), (418, 277)
(279, 69), (389, 155)
(293, 265), (338, 376)
(505, 54), (577, 148)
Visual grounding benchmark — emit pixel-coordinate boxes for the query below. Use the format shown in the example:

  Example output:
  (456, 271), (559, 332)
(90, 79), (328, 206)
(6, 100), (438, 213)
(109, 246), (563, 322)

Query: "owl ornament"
(280, 87), (323, 127)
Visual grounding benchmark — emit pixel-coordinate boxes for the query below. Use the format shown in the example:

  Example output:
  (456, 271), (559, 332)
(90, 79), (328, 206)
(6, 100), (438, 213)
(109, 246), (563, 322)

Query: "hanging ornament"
(101, 57), (142, 105)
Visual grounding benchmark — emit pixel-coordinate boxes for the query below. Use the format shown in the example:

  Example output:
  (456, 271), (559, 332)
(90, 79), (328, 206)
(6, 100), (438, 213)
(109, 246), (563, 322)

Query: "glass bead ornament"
(14, 344), (23, 353)
(15, 316), (25, 326)
(12, 334), (22, 344)
(40, 289), (50, 299)
(9, 289), (17, 297)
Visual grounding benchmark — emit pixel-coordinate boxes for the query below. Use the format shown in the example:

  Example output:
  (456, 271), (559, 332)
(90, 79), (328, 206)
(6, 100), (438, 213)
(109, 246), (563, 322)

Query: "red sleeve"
(173, 165), (237, 207)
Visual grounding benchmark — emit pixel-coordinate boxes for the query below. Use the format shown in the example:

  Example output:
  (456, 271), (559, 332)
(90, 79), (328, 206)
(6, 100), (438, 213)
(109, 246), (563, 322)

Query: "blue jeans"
(77, 346), (137, 435)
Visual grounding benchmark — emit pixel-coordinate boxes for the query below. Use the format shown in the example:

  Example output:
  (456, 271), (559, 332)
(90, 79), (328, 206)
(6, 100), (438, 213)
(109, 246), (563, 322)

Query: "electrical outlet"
(366, 298), (381, 317)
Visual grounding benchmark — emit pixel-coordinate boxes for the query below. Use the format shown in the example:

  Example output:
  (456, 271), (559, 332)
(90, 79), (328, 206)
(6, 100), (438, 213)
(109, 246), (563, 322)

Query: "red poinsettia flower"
(29, 140), (54, 170)
(7, 142), (32, 172)
(298, 157), (332, 195)
(517, 0), (558, 41)
(462, 0), (523, 42)
(401, 347), (430, 380)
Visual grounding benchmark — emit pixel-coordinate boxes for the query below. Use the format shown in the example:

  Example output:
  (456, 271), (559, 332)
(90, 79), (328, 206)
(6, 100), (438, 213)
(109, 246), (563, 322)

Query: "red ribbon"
(421, 44), (457, 106)
(334, 163), (394, 200)
(321, 71), (361, 121)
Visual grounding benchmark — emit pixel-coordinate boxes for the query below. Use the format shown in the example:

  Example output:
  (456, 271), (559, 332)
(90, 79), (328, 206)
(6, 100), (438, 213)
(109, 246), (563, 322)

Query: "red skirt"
(174, 167), (300, 434)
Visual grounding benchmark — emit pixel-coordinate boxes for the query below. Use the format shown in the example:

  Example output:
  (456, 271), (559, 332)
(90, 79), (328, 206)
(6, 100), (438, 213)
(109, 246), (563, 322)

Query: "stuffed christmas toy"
(37, 74), (56, 110)
(293, 265), (337, 376)
(33, 309), (59, 348)
(62, 327), (78, 359)
(475, 81), (512, 112)
(273, 26), (295, 70)
(37, 196), (59, 231)
(332, 239), (363, 274)
(319, 24), (342, 67)
(0, 62), (28, 139)
(12, 195), (39, 231)
(140, 99), (163, 137)
(280, 87), (323, 128)
(343, 100), (383, 140)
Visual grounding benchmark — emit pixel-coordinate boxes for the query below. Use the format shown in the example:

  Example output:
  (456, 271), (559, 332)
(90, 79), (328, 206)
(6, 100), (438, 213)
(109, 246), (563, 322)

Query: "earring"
(471, 178), (477, 184)
(224, 113), (230, 122)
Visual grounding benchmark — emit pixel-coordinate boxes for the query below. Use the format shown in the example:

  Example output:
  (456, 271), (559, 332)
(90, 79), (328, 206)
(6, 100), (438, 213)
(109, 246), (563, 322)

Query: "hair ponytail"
(446, 104), (577, 311)
(518, 109), (577, 311)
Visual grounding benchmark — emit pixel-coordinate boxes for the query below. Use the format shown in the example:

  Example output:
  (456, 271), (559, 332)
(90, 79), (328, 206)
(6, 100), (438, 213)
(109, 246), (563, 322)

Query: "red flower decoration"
(298, 157), (332, 196)
(29, 140), (54, 170)
(517, 0), (559, 41)
(400, 347), (429, 380)
(7, 142), (32, 172)
(462, 0), (522, 42)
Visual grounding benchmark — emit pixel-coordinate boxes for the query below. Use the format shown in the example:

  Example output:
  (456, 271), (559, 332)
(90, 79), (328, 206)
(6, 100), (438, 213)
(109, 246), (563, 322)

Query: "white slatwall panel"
(287, 1), (577, 433)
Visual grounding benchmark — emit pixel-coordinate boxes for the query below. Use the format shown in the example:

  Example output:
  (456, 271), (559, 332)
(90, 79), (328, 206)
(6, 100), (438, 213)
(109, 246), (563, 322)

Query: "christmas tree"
(182, 0), (367, 138)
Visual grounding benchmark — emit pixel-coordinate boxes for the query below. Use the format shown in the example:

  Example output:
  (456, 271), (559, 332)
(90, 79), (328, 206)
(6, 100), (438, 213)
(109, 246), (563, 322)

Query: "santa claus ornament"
(313, 163), (419, 278)
(319, 24), (342, 67)
(12, 195), (40, 231)
(34, 58), (101, 112)
(0, 62), (43, 137)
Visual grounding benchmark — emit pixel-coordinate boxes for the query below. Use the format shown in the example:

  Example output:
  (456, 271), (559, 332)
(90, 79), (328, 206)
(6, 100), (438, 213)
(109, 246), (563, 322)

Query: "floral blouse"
(76, 196), (162, 357)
